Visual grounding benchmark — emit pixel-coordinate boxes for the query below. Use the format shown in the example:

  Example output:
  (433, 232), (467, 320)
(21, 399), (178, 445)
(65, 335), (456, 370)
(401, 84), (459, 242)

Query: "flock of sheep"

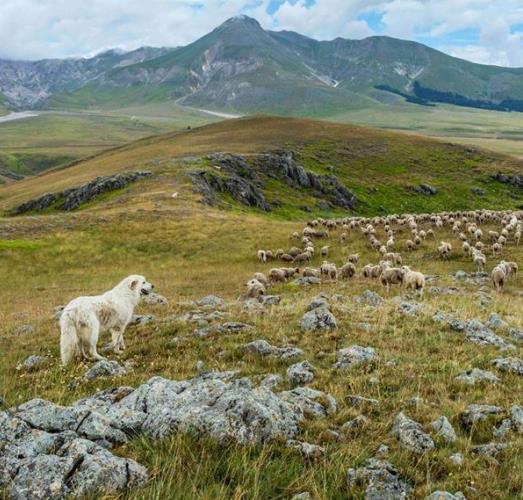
(245, 209), (522, 298)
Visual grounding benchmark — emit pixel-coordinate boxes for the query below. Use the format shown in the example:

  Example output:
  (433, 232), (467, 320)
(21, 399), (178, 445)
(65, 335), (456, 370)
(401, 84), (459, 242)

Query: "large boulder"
(391, 413), (435, 454)
(300, 307), (337, 331)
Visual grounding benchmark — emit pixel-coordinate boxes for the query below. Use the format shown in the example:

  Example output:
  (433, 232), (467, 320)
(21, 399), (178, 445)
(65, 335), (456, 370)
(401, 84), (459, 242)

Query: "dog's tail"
(60, 310), (79, 366)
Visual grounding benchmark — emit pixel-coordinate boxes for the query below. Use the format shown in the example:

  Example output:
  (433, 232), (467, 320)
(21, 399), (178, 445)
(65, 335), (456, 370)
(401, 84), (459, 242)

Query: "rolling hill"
(2, 16), (523, 115)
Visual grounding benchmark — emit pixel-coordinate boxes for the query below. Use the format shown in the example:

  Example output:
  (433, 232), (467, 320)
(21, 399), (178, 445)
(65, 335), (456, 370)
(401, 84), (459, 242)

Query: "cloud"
(0, 0), (522, 66)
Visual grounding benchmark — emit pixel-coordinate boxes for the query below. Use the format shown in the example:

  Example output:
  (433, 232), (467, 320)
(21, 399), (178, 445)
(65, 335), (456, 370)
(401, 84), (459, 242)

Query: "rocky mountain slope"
(2, 16), (523, 114)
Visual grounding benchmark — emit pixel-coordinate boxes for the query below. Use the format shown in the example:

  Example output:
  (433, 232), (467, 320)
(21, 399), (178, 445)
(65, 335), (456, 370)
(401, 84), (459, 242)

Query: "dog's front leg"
(111, 328), (124, 354)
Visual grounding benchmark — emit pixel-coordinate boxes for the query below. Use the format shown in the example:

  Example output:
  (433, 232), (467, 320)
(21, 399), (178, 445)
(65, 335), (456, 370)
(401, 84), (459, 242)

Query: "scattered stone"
(141, 292), (168, 305)
(487, 313), (508, 330)
(449, 453), (464, 467)
(83, 360), (128, 381)
(307, 295), (329, 311)
(279, 387), (337, 418)
(510, 405), (523, 433)
(335, 345), (377, 370)
(356, 322), (372, 331)
(455, 368), (500, 385)
(260, 374), (283, 389)
(244, 339), (303, 360)
(508, 328), (523, 342)
(341, 415), (369, 432)
(431, 416), (457, 444)
(398, 301), (423, 316)
(16, 355), (49, 372)
(129, 314), (155, 326)
(392, 412), (435, 454)
(354, 290), (384, 307)
(291, 493), (311, 500)
(347, 459), (411, 499)
(463, 320), (513, 350)
(376, 444), (390, 456)
(461, 404), (503, 428)
(491, 357), (523, 375)
(293, 277), (321, 286)
(347, 395), (379, 407)
(193, 295), (225, 308)
(258, 295), (281, 306)
(472, 442), (507, 459)
(426, 491), (466, 500)
(493, 419), (514, 439)
(286, 439), (325, 461)
(471, 187), (486, 196)
(287, 361), (315, 385)
(429, 286), (459, 295)
(413, 183), (438, 195)
(300, 306), (337, 332)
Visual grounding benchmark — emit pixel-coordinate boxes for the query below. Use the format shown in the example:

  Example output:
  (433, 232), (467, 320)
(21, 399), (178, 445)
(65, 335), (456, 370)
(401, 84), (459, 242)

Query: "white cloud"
(0, 0), (522, 66)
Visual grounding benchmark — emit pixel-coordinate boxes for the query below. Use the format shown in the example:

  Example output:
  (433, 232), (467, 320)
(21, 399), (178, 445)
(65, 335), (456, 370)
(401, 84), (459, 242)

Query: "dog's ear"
(130, 279), (139, 290)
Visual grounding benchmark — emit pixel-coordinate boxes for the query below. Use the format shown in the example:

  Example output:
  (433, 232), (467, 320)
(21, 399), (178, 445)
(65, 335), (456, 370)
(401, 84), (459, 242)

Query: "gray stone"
(16, 355), (49, 372)
(129, 314), (155, 326)
(491, 357), (523, 375)
(300, 306), (337, 331)
(287, 361), (315, 385)
(84, 360), (128, 380)
(335, 345), (377, 369)
(431, 416), (457, 444)
(354, 290), (384, 307)
(260, 374), (283, 389)
(347, 395), (379, 407)
(426, 492), (466, 500)
(487, 313), (508, 330)
(472, 442), (507, 458)
(449, 453), (464, 467)
(258, 295), (281, 306)
(293, 277), (321, 286)
(307, 295), (330, 311)
(286, 439), (325, 460)
(455, 368), (500, 385)
(508, 328), (523, 342)
(391, 412), (435, 454)
(291, 493), (311, 500)
(244, 339), (303, 360)
(461, 404), (503, 428)
(510, 405), (523, 433)
(493, 418), (513, 439)
(341, 415), (369, 432)
(279, 387), (337, 418)
(463, 321), (513, 350)
(429, 286), (459, 295)
(193, 295), (225, 308)
(398, 301), (423, 316)
(347, 458), (411, 499)
(141, 292), (168, 305)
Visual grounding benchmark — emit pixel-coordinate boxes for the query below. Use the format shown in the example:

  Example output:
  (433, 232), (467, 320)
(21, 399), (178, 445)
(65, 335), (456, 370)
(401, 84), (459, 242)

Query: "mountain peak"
(220, 15), (261, 29)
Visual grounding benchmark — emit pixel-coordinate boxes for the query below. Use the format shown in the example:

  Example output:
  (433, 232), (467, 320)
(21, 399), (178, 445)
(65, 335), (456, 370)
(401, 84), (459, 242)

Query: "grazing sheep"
(347, 253), (359, 264)
(320, 246), (329, 257)
(269, 268), (287, 283)
(380, 267), (405, 292)
(339, 262), (356, 280)
(340, 232), (348, 243)
(491, 265), (506, 292)
(320, 261), (338, 281)
(294, 251), (312, 263)
(252, 272), (269, 287)
(289, 247), (301, 258)
(475, 241), (484, 251)
(462, 241), (471, 256)
(403, 268), (425, 298)
(265, 250), (274, 260)
(280, 253), (294, 262)
(405, 240), (415, 252)
(500, 260), (518, 279)
(245, 279), (266, 298)
(492, 242), (502, 257)
(257, 250), (267, 262)
(282, 268), (300, 279)
(426, 229), (435, 239)
(474, 229), (483, 241)
(515, 231), (521, 246)
(302, 267), (320, 278)
(438, 241), (452, 259)
(473, 251), (486, 272)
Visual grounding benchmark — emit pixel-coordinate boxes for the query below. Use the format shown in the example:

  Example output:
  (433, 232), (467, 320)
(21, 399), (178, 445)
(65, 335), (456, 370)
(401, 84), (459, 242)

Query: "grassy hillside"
(1, 116), (522, 216)
(1, 118), (523, 497)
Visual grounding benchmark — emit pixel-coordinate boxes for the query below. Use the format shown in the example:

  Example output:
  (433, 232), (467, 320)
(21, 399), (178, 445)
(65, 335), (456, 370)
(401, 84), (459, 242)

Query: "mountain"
(0, 47), (173, 108)
(2, 16), (523, 113)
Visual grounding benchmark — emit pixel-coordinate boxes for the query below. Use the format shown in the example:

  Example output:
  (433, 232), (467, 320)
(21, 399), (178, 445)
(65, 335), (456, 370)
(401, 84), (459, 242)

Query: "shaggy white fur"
(60, 275), (153, 365)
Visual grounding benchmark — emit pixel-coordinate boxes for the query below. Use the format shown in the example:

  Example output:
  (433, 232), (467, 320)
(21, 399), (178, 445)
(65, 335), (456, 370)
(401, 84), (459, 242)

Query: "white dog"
(60, 275), (154, 365)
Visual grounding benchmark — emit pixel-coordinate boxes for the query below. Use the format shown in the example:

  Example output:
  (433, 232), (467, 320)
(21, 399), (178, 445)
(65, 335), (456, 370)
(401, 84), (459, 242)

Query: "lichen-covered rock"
(293, 277), (321, 286)
(472, 442), (507, 459)
(335, 345), (377, 369)
(392, 412), (435, 454)
(461, 404), (503, 428)
(244, 339), (303, 360)
(398, 301), (423, 316)
(347, 395), (379, 407)
(287, 361), (315, 385)
(426, 491), (467, 500)
(510, 405), (523, 433)
(84, 360), (128, 380)
(193, 295), (226, 308)
(306, 295), (329, 311)
(431, 416), (457, 444)
(129, 314), (155, 326)
(491, 357), (523, 375)
(279, 387), (337, 418)
(300, 306), (336, 331)
(16, 355), (49, 372)
(141, 292), (168, 305)
(487, 313), (508, 330)
(455, 368), (500, 385)
(354, 290), (384, 307)
(347, 458), (411, 499)
(286, 439), (325, 460)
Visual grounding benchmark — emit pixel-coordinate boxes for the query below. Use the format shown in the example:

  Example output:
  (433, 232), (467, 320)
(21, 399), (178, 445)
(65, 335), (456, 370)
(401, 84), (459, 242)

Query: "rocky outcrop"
(188, 151), (357, 212)
(12, 171), (152, 214)
(491, 172), (523, 188)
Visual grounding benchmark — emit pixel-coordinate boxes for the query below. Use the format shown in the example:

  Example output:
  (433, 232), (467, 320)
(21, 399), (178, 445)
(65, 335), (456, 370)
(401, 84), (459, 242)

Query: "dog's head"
(127, 275), (154, 296)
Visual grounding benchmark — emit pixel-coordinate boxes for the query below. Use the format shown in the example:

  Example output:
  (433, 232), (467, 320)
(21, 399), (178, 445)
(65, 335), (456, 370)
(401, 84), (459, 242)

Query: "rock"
(491, 357), (523, 375)
(391, 413), (435, 454)
(306, 295), (330, 311)
(84, 360), (128, 380)
(279, 387), (337, 417)
(455, 368), (500, 385)
(398, 301), (423, 316)
(287, 361), (315, 385)
(347, 395), (379, 407)
(426, 491), (466, 500)
(493, 419), (513, 438)
(487, 313), (508, 330)
(449, 453), (464, 467)
(429, 286), (459, 295)
(461, 404), (503, 428)
(341, 415), (369, 432)
(508, 328), (523, 342)
(472, 442), (507, 459)
(258, 295), (281, 306)
(193, 295), (225, 308)
(300, 306), (336, 331)
(13, 171), (152, 214)
(413, 183), (438, 195)
(16, 355), (49, 372)
(291, 492), (311, 500)
(510, 405), (523, 433)
(222, 321), (253, 331)
(454, 270), (469, 280)
(244, 339), (303, 360)
(286, 439), (325, 461)
(293, 277), (321, 286)
(431, 416), (457, 444)
(356, 322), (372, 331)
(129, 314), (155, 326)
(335, 345), (377, 369)
(471, 187), (486, 196)
(354, 290), (384, 307)
(347, 458), (411, 499)
(141, 292), (168, 305)
(260, 374), (283, 389)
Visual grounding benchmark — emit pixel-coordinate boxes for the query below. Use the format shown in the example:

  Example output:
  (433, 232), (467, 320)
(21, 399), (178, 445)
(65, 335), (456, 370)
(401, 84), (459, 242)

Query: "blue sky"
(0, 0), (522, 66)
